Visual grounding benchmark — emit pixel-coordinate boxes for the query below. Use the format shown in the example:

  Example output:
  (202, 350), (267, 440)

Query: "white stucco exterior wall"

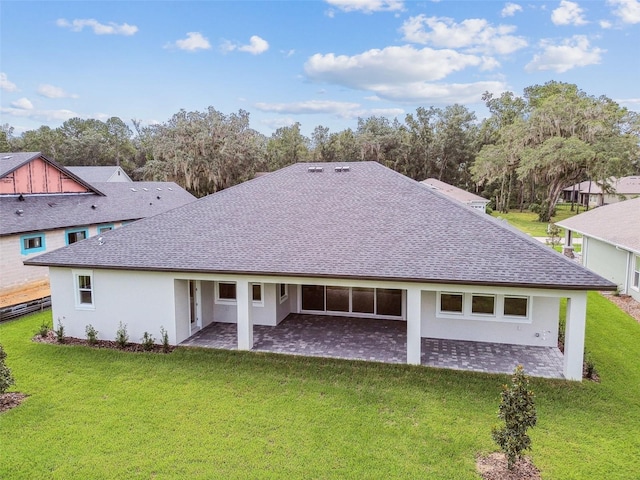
(421, 291), (559, 347)
(50, 267), (176, 344)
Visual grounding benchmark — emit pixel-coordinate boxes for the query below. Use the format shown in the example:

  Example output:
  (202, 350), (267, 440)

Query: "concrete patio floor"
(181, 314), (565, 379)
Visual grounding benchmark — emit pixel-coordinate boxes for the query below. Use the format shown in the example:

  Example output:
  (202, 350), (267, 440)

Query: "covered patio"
(181, 313), (565, 379)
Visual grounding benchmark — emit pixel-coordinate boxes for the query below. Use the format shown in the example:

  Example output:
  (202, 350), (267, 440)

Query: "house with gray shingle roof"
(557, 197), (640, 303)
(0, 152), (196, 307)
(26, 162), (615, 380)
(420, 178), (489, 212)
(67, 166), (133, 183)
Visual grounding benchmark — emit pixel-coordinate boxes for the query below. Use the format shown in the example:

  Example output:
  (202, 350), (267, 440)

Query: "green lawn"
(1, 293), (639, 479)
(491, 203), (581, 238)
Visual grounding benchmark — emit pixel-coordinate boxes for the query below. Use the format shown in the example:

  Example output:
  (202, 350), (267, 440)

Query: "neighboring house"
(27, 162), (615, 380)
(557, 197), (640, 303)
(420, 178), (489, 212)
(562, 177), (640, 207)
(0, 152), (196, 305)
(67, 166), (133, 183)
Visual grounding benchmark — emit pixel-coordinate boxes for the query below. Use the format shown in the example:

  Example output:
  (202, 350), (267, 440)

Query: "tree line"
(1, 81), (638, 219)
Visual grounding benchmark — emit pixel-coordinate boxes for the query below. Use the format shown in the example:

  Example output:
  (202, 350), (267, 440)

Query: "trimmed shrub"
(85, 325), (99, 345)
(54, 320), (65, 344)
(141, 332), (155, 351)
(115, 322), (129, 348)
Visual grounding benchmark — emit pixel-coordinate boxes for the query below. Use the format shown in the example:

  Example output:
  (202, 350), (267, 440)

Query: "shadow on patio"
(181, 313), (565, 379)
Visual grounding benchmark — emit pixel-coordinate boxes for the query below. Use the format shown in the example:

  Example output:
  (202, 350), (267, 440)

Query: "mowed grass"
(1, 293), (639, 479)
(491, 203), (581, 237)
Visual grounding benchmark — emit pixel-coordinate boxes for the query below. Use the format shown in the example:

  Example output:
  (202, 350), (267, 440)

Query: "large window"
(633, 255), (640, 290)
(20, 233), (46, 255)
(301, 285), (403, 318)
(74, 270), (94, 309)
(66, 227), (89, 245)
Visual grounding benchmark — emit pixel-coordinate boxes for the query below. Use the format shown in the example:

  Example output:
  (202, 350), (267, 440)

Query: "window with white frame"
(633, 255), (640, 290)
(74, 270), (94, 309)
(216, 282), (237, 304)
(279, 283), (288, 303)
(471, 295), (495, 315)
(439, 292), (463, 314)
(503, 296), (528, 317)
(437, 292), (528, 322)
(20, 233), (46, 255)
(252, 283), (264, 307)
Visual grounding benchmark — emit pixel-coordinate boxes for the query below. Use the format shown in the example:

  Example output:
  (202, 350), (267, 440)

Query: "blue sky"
(1, 0), (639, 137)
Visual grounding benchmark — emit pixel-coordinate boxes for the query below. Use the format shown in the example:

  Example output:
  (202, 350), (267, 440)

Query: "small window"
(633, 255), (640, 290)
(504, 296), (528, 317)
(279, 283), (288, 303)
(252, 284), (262, 302)
(74, 270), (94, 309)
(471, 295), (495, 315)
(218, 283), (236, 301)
(97, 224), (114, 234)
(66, 228), (89, 245)
(440, 293), (463, 313)
(20, 233), (46, 255)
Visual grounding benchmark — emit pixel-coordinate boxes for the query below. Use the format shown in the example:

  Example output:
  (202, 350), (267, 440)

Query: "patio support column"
(236, 279), (253, 350)
(406, 286), (422, 365)
(563, 292), (587, 381)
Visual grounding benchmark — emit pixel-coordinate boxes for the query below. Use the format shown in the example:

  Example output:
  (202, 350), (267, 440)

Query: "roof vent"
(130, 188), (137, 192)
(91, 204), (97, 209)
(98, 237), (105, 246)
(307, 166), (324, 173)
(18, 194), (24, 201)
(2, 155), (12, 160)
(143, 188), (149, 191)
(15, 209), (23, 216)
(334, 165), (350, 173)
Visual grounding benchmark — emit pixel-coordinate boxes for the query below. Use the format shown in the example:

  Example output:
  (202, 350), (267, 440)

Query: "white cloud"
(37, 84), (79, 99)
(400, 15), (527, 55)
(324, 0), (404, 14)
(281, 49), (296, 57)
(608, 0), (640, 23)
(304, 45), (505, 104)
(56, 18), (138, 35)
(11, 98), (34, 110)
(599, 19), (613, 28)
(367, 81), (507, 104)
(0, 72), (18, 92)
(0, 107), (79, 122)
(255, 100), (362, 118)
(222, 35), (269, 55)
(167, 32), (212, 51)
(525, 35), (604, 73)
(551, 1), (588, 26)
(501, 3), (523, 17)
(261, 117), (296, 130)
(305, 45), (497, 89)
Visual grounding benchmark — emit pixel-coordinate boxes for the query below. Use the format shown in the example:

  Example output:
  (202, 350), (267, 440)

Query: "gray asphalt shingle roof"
(26, 162), (614, 290)
(67, 166), (132, 183)
(1, 181), (196, 236)
(420, 178), (488, 204)
(557, 197), (640, 254)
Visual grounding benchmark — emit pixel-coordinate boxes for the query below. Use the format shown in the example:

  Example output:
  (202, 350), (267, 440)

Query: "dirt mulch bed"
(33, 330), (175, 353)
(0, 392), (28, 414)
(602, 293), (640, 324)
(477, 453), (541, 480)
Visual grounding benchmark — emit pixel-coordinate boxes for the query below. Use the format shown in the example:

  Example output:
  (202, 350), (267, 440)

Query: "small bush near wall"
(85, 325), (98, 345)
(115, 322), (129, 348)
(141, 332), (155, 351)
(0, 343), (16, 394)
(54, 320), (65, 344)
